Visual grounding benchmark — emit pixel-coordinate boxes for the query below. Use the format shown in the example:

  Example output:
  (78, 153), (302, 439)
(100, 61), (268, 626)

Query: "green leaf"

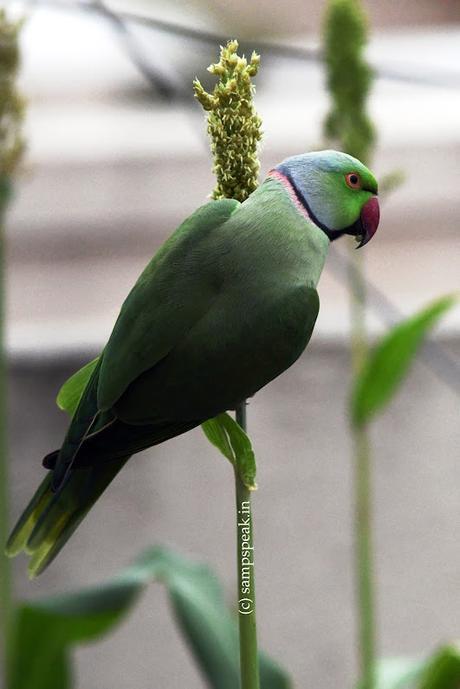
(56, 356), (99, 417)
(202, 414), (235, 463)
(145, 547), (290, 689)
(418, 644), (460, 689)
(202, 412), (257, 489)
(9, 549), (163, 689)
(9, 547), (290, 689)
(354, 645), (460, 689)
(351, 295), (458, 427)
(7, 549), (192, 689)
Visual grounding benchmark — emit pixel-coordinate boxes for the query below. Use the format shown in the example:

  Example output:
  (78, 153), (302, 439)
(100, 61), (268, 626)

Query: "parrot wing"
(97, 198), (240, 411)
(5, 199), (241, 573)
(50, 198), (239, 485)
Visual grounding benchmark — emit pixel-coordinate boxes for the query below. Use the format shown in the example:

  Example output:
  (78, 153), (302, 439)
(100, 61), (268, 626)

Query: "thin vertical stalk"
(0, 208), (12, 681)
(235, 402), (259, 689)
(323, 1), (377, 685)
(353, 423), (375, 689)
(194, 42), (262, 689)
(349, 249), (376, 689)
(0, 11), (25, 677)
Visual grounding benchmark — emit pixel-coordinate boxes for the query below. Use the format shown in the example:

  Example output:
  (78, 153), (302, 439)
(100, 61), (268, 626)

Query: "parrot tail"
(5, 455), (130, 578)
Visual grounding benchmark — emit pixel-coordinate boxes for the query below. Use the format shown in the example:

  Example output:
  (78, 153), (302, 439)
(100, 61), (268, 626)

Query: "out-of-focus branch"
(194, 40), (262, 689)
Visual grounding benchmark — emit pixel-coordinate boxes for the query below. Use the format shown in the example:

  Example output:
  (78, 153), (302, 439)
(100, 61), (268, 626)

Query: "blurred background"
(5, 0), (460, 687)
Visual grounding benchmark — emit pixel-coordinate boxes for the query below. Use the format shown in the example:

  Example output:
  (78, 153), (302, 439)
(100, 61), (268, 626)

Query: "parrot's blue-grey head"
(272, 150), (380, 247)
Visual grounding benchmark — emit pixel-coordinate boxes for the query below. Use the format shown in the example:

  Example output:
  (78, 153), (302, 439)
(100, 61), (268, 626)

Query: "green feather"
(57, 356), (99, 418)
(5, 474), (54, 558)
(17, 457), (128, 578)
(98, 198), (240, 410)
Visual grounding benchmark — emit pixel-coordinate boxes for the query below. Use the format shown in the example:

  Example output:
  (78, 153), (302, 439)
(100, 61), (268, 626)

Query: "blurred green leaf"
(56, 357), (99, 417)
(10, 547), (289, 689)
(354, 645), (460, 689)
(9, 549), (163, 689)
(351, 295), (458, 427)
(418, 644), (460, 689)
(202, 412), (257, 489)
(151, 547), (290, 689)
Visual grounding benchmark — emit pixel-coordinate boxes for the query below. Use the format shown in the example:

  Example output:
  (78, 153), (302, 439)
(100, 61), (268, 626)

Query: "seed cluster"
(0, 11), (24, 180)
(323, 0), (375, 164)
(0, 10), (24, 213)
(193, 40), (262, 202)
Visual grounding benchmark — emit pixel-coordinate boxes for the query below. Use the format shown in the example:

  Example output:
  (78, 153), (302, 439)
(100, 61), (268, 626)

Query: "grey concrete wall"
(6, 340), (460, 689)
(209, 0), (460, 37)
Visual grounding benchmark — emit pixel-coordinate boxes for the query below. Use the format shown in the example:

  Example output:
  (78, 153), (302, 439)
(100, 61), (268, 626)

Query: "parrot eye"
(345, 172), (362, 189)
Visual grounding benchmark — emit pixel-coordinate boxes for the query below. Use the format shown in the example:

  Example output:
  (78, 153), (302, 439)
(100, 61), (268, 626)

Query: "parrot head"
(274, 150), (380, 247)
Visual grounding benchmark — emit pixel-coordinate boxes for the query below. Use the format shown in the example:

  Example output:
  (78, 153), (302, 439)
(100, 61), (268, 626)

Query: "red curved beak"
(357, 196), (380, 248)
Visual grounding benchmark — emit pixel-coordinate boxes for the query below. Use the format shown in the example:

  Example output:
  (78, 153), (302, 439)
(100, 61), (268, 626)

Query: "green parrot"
(6, 150), (379, 576)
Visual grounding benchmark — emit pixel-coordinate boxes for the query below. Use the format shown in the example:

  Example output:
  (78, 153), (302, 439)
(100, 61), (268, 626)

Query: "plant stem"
(195, 42), (261, 689)
(323, 0), (377, 681)
(353, 425), (375, 689)
(235, 402), (260, 689)
(0, 12), (25, 680)
(349, 248), (376, 689)
(0, 212), (12, 679)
